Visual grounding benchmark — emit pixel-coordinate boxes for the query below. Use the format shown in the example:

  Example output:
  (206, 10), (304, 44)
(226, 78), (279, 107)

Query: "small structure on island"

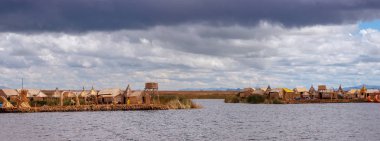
(98, 88), (123, 104)
(366, 89), (379, 97)
(346, 89), (358, 99)
(309, 85), (318, 99)
(238, 87), (255, 98)
(0, 96), (14, 108)
(24, 89), (48, 101)
(128, 91), (144, 104)
(294, 87), (309, 99)
(336, 85), (345, 98)
(85, 86), (98, 104)
(144, 82), (159, 104)
(318, 85), (327, 99)
(122, 84), (149, 105)
(52, 87), (61, 98)
(282, 88), (294, 100)
(61, 90), (76, 105)
(265, 85), (272, 95)
(253, 87), (267, 95)
(269, 88), (282, 99)
(318, 85), (336, 99)
(359, 85), (367, 98)
(0, 89), (19, 102)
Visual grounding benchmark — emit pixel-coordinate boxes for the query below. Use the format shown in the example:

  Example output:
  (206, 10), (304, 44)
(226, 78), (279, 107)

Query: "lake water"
(0, 99), (379, 141)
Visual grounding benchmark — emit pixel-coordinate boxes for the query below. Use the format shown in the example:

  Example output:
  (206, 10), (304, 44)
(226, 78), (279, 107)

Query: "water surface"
(0, 100), (379, 141)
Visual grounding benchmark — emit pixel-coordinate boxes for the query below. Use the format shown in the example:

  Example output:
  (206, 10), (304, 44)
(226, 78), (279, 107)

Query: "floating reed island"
(225, 85), (380, 104)
(0, 82), (201, 113)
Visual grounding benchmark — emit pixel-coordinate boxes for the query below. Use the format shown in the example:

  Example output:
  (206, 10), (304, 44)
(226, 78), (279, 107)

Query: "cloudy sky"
(1, 0), (380, 90)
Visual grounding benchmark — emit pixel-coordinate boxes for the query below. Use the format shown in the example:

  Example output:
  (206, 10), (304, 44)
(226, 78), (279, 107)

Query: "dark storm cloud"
(0, 0), (380, 32)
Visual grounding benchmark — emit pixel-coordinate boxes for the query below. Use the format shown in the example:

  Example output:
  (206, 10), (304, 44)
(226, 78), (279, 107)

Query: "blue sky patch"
(359, 19), (380, 30)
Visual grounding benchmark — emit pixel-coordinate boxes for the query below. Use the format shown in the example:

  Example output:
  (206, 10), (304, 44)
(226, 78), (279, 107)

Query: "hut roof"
(338, 85), (344, 91)
(88, 88), (97, 96)
(98, 88), (121, 97)
(79, 90), (90, 97)
(52, 90), (61, 98)
(294, 88), (307, 92)
(367, 89), (379, 93)
(243, 87), (255, 92)
(0, 89), (19, 96)
(253, 89), (265, 95)
(318, 85), (327, 91)
(62, 91), (76, 98)
(348, 89), (358, 94)
(259, 87), (267, 91)
(283, 88), (294, 93)
(270, 89), (281, 93)
(128, 91), (143, 97)
(309, 85), (316, 92)
(360, 85), (367, 93)
(21, 89), (47, 97)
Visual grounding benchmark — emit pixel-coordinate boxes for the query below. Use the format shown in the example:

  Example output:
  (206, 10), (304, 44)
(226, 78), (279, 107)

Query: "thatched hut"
(0, 89), (19, 102)
(265, 85), (271, 95)
(269, 88), (282, 99)
(52, 87), (61, 98)
(309, 85), (318, 99)
(320, 90), (336, 99)
(318, 85), (336, 99)
(127, 91), (143, 104)
(294, 88), (309, 99)
(366, 89), (379, 97)
(359, 85), (367, 98)
(98, 88), (123, 104)
(282, 88), (294, 100)
(83, 87), (98, 104)
(253, 87), (267, 95)
(62, 91), (76, 98)
(346, 89), (358, 99)
(238, 87), (255, 98)
(22, 89), (48, 101)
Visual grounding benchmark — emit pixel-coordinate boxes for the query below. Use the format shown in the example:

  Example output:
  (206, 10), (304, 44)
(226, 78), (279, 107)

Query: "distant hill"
(344, 85), (380, 90)
(0, 86), (9, 89)
(179, 87), (242, 91)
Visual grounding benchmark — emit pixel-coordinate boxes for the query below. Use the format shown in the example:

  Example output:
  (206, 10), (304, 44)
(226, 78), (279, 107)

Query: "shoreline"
(0, 104), (170, 113)
(285, 99), (375, 104)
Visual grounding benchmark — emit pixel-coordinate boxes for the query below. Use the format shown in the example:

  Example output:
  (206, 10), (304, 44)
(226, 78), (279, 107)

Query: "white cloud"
(0, 22), (379, 89)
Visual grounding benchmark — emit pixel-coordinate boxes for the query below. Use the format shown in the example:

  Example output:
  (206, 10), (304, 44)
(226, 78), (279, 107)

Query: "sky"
(0, 0), (380, 90)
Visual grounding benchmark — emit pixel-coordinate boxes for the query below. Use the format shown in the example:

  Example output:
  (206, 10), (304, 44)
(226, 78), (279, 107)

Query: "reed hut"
(127, 91), (143, 104)
(62, 91), (76, 98)
(0, 89), (19, 102)
(359, 85), (367, 98)
(282, 88), (294, 100)
(23, 89), (48, 101)
(309, 85), (318, 99)
(85, 87), (98, 104)
(98, 88), (123, 104)
(51, 88), (61, 98)
(318, 85), (336, 99)
(346, 89), (358, 99)
(336, 85), (345, 98)
(265, 85), (272, 95)
(294, 87), (309, 99)
(253, 87), (267, 95)
(269, 88), (282, 99)
(366, 89), (379, 97)
(239, 87), (255, 98)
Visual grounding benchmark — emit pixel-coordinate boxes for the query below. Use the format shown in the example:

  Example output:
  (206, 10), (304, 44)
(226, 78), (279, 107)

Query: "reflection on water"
(0, 100), (379, 141)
